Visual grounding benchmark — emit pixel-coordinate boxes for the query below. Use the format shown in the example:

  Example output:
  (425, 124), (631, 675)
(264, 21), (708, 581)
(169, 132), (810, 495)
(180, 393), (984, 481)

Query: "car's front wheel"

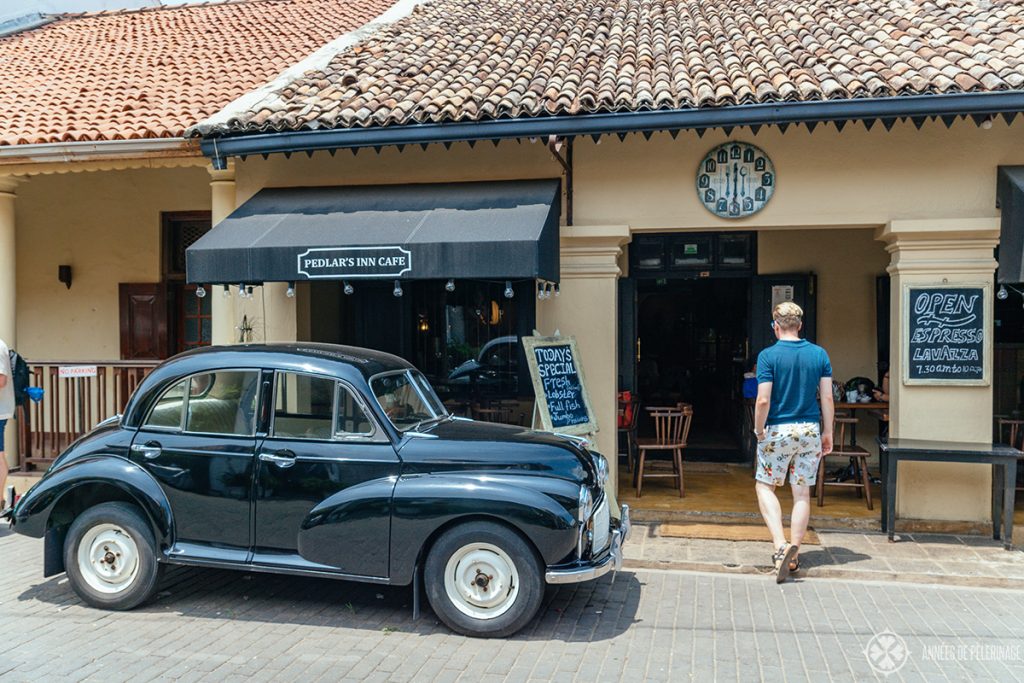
(64, 502), (162, 610)
(424, 521), (544, 638)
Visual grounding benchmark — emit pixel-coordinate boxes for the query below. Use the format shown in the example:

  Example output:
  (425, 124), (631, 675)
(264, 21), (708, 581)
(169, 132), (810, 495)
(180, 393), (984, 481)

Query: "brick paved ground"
(2, 526), (1024, 682)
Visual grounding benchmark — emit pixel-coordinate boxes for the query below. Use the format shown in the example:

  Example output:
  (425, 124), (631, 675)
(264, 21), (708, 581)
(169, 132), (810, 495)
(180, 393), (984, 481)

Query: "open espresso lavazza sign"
(523, 335), (597, 436)
(904, 284), (990, 385)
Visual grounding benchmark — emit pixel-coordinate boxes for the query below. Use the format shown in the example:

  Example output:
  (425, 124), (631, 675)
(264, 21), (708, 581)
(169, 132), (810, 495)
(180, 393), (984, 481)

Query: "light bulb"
(537, 282), (545, 300)
(222, 285), (231, 298)
(343, 280), (354, 295)
(554, 283), (560, 297)
(238, 283), (246, 298)
(393, 280), (403, 297)
(195, 285), (206, 298)
(504, 281), (514, 299)
(285, 282), (296, 298)
(446, 279), (456, 292)
(998, 285), (1009, 300)
(246, 286), (254, 299)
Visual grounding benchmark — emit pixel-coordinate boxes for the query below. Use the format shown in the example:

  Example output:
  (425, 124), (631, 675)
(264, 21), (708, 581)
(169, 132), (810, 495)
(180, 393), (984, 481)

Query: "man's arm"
(818, 377), (834, 455)
(754, 382), (772, 441)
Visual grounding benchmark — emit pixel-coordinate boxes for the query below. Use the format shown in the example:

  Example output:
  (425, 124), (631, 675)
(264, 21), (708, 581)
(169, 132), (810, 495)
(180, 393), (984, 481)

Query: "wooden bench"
(878, 438), (1023, 550)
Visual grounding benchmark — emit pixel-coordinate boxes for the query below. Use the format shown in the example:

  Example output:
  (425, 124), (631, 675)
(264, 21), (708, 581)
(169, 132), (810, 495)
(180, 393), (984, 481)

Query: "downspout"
(547, 135), (573, 226)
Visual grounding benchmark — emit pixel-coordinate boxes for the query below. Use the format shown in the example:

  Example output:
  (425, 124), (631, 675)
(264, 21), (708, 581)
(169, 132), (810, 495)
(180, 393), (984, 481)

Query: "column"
(879, 218), (1000, 522)
(537, 225), (631, 489)
(209, 162), (237, 345)
(0, 176), (22, 470)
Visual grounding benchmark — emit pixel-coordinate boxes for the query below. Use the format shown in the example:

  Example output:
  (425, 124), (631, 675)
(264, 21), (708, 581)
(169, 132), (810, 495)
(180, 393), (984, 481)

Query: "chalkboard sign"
(904, 285), (989, 385)
(523, 335), (598, 436)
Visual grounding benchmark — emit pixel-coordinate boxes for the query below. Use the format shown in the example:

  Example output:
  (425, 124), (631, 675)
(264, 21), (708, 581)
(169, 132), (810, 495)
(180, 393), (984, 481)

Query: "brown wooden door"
(119, 283), (168, 360)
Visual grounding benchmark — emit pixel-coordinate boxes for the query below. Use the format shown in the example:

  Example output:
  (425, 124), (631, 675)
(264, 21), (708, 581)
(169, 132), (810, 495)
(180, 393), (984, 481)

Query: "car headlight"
(578, 485), (594, 524)
(592, 453), (609, 489)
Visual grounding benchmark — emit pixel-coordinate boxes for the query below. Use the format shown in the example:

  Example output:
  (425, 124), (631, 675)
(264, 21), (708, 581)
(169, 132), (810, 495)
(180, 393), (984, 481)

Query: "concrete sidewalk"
(623, 523), (1024, 589)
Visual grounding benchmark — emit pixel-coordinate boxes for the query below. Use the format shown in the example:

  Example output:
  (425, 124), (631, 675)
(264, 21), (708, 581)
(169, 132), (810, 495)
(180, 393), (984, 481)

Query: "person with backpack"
(0, 336), (13, 510)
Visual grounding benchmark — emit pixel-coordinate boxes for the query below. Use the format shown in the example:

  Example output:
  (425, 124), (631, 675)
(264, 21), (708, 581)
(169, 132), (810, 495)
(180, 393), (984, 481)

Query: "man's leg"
(0, 451), (7, 507)
(755, 481), (788, 549)
(790, 483), (811, 551)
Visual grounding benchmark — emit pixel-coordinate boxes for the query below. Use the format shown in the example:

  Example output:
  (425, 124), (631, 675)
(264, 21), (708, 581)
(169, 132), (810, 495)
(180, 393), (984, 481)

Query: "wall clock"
(696, 142), (775, 218)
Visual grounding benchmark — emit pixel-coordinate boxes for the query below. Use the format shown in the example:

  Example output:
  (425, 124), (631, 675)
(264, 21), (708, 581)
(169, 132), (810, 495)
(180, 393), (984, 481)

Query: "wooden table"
(878, 438), (1023, 550)
(834, 401), (888, 446)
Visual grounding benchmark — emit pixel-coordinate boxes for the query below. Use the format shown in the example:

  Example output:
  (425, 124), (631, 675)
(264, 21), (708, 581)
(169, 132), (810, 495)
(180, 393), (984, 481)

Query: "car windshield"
(371, 370), (448, 431)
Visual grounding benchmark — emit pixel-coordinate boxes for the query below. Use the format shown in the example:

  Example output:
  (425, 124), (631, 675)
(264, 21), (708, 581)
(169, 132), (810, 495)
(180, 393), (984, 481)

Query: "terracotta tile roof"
(203, 0), (1024, 136)
(0, 0), (395, 147)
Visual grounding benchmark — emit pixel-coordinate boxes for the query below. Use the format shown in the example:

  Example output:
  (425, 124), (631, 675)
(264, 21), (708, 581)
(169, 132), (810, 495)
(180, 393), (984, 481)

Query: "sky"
(2, 0), (196, 25)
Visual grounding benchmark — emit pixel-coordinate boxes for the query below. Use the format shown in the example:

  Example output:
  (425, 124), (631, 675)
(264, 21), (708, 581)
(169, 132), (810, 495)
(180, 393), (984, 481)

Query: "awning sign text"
(296, 246), (413, 280)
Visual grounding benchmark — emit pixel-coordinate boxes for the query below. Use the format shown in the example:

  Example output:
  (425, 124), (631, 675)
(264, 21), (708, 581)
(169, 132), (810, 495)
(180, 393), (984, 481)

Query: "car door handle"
(259, 450), (297, 468)
(131, 443), (162, 460)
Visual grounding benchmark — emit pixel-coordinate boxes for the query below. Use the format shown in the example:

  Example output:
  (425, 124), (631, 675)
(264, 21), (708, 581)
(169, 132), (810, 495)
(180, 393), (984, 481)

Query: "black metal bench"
(878, 438), (1022, 550)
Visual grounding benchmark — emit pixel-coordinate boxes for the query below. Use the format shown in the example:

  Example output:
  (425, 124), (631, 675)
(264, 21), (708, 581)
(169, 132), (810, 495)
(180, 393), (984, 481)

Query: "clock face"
(696, 142), (775, 218)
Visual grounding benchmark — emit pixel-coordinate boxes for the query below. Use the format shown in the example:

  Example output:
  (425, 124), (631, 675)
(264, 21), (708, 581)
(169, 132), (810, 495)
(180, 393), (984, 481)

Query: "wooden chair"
(618, 395), (641, 472)
(816, 416), (872, 509)
(635, 404), (693, 498)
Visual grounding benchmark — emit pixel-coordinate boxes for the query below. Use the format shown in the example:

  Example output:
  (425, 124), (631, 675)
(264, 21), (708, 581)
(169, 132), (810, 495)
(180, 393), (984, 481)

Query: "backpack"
(9, 350), (29, 408)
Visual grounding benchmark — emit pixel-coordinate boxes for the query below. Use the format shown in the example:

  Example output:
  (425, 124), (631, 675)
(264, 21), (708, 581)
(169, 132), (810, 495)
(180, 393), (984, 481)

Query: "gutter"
(0, 138), (199, 165)
(200, 90), (1024, 168)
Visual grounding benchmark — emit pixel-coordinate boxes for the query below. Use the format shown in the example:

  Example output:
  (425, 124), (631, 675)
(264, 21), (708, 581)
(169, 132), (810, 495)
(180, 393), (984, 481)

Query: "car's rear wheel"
(64, 502), (162, 610)
(424, 521), (544, 638)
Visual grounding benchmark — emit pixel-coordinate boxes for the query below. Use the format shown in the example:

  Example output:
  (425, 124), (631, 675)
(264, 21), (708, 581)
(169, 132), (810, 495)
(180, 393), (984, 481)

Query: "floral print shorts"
(756, 422), (822, 487)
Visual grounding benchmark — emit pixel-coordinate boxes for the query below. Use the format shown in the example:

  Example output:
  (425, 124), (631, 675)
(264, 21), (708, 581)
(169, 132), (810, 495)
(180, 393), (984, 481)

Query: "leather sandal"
(772, 543), (799, 583)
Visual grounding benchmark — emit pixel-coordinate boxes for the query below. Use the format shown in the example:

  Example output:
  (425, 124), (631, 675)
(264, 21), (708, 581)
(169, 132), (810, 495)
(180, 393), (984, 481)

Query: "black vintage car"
(4, 344), (628, 638)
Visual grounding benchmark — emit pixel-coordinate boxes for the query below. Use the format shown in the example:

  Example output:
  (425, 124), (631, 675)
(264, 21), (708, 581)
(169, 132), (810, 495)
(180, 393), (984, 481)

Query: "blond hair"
(773, 301), (803, 331)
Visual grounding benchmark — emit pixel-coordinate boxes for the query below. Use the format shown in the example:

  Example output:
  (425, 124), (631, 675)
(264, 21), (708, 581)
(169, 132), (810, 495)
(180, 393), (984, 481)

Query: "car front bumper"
(544, 504), (631, 585)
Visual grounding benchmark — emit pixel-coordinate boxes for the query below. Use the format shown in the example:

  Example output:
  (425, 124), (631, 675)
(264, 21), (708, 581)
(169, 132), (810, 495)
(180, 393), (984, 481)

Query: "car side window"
(185, 371), (260, 436)
(144, 378), (187, 429)
(273, 372), (335, 440)
(336, 385), (374, 437)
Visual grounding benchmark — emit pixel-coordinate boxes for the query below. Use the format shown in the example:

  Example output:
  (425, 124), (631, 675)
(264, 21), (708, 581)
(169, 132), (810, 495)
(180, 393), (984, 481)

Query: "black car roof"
(168, 343), (413, 379)
(122, 343), (414, 429)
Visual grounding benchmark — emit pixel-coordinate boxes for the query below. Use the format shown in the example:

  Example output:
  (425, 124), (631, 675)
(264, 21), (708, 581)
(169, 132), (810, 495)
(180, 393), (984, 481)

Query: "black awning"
(998, 166), (1024, 284)
(186, 179), (560, 284)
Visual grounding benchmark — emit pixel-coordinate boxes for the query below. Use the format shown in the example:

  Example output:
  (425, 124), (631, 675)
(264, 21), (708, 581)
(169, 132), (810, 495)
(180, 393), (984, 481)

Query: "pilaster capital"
(879, 218), (1000, 276)
(0, 174), (27, 196)
(208, 158), (236, 184)
(558, 225), (631, 279)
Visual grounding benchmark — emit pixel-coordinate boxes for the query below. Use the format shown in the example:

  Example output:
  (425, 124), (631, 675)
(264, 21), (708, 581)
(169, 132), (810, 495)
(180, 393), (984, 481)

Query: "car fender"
(388, 473), (579, 584)
(14, 455), (174, 549)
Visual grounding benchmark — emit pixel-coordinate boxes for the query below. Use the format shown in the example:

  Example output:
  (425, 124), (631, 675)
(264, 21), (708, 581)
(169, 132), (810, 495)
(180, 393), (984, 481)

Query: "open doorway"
(636, 278), (750, 461)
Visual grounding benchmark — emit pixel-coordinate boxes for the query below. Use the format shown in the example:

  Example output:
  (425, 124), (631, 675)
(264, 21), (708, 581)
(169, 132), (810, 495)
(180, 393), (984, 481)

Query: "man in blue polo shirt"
(753, 301), (834, 583)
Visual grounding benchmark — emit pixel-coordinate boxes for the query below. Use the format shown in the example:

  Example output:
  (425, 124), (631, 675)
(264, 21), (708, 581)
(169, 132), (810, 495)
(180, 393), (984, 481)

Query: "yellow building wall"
(758, 228), (889, 383)
(573, 118), (1016, 229)
(15, 165), (211, 360)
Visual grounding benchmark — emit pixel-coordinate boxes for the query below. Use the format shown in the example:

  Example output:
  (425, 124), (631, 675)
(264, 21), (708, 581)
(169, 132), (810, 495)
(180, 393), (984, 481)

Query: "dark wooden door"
(119, 283), (168, 360)
(618, 277), (637, 392)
